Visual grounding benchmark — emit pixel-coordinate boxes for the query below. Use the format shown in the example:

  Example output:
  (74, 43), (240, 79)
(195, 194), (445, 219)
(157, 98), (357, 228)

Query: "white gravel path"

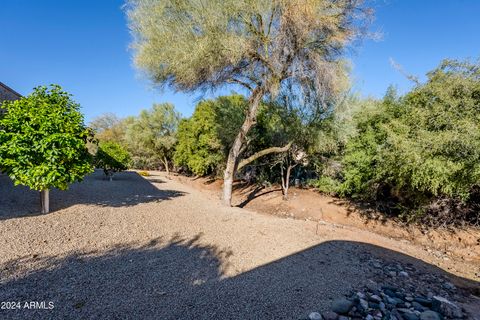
(0, 171), (477, 319)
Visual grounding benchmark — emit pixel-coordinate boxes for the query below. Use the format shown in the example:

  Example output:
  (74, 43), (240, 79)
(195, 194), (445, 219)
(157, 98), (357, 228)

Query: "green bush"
(309, 176), (341, 196)
(95, 141), (131, 178)
(340, 59), (480, 224)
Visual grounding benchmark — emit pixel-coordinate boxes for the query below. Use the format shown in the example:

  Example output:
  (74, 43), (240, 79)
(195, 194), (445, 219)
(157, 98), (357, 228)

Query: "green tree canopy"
(125, 103), (181, 172)
(174, 95), (246, 176)
(0, 85), (93, 213)
(95, 141), (132, 179)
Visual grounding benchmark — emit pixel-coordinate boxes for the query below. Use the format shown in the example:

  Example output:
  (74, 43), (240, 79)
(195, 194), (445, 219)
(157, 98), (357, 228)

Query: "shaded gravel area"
(0, 171), (478, 319)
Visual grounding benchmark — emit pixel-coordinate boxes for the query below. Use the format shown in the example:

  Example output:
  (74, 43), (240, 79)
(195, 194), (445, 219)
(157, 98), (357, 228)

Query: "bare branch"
(237, 141), (293, 171)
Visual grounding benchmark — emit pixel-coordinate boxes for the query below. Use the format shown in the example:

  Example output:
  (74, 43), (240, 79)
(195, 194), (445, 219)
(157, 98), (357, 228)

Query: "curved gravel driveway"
(0, 171), (477, 319)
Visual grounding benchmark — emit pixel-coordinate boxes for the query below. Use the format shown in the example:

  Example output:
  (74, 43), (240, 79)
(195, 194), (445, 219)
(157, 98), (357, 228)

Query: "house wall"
(0, 82), (21, 114)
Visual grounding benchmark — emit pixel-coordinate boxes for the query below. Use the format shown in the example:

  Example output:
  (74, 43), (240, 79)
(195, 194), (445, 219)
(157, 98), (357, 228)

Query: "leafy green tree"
(95, 141), (132, 180)
(0, 85), (93, 213)
(174, 95), (246, 176)
(125, 103), (180, 174)
(127, 0), (371, 205)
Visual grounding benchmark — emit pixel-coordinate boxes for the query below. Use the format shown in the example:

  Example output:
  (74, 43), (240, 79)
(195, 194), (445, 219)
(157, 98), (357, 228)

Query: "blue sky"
(1, 0), (479, 123)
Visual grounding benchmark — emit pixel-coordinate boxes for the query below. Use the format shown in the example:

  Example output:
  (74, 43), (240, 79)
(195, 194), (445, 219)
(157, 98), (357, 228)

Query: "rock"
(359, 298), (369, 311)
(331, 298), (354, 315)
(370, 295), (382, 303)
(384, 289), (396, 298)
(356, 292), (366, 299)
(321, 311), (338, 320)
(367, 280), (379, 291)
(379, 302), (386, 313)
(387, 297), (404, 306)
(414, 297), (432, 307)
(442, 282), (456, 291)
(405, 296), (414, 302)
(386, 296), (399, 305)
(402, 312), (420, 320)
(411, 301), (427, 312)
(399, 271), (409, 277)
(382, 285), (398, 292)
(368, 302), (380, 309)
(308, 311), (323, 320)
(338, 316), (349, 320)
(389, 271), (397, 277)
(432, 296), (463, 318)
(419, 310), (441, 320)
(394, 292), (406, 300)
(365, 315), (374, 320)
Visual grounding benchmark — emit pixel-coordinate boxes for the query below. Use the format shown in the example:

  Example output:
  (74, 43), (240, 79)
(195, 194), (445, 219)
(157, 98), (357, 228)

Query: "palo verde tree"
(0, 85), (94, 213)
(127, 0), (371, 205)
(125, 103), (180, 174)
(90, 113), (133, 144)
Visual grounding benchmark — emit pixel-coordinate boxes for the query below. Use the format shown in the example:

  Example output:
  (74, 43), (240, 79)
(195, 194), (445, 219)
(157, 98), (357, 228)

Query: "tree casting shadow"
(0, 170), (186, 221)
(0, 237), (478, 320)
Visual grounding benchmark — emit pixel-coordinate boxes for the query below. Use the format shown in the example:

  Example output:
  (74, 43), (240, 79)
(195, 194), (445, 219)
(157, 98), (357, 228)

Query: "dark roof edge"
(0, 82), (22, 98)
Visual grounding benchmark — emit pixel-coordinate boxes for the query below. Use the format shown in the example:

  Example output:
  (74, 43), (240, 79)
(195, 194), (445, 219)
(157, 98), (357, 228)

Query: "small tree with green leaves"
(174, 95), (246, 176)
(0, 85), (93, 213)
(125, 103), (180, 174)
(95, 141), (132, 180)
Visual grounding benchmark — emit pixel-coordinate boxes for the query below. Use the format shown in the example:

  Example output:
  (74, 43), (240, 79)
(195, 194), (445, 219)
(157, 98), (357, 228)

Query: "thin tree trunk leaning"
(40, 189), (49, 214)
(281, 164), (296, 200)
(223, 87), (265, 206)
(163, 156), (170, 176)
(237, 141), (293, 171)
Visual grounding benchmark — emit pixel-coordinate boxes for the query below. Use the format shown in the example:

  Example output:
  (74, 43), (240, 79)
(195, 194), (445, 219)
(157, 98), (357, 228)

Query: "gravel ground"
(0, 171), (478, 320)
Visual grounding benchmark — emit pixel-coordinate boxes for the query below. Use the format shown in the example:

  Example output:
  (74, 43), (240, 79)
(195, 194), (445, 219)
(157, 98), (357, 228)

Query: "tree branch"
(237, 141), (293, 171)
(228, 78), (254, 91)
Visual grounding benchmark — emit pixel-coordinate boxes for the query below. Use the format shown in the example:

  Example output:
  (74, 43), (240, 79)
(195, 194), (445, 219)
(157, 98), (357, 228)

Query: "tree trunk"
(40, 189), (49, 214)
(283, 165), (293, 200)
(223, 87), (265, 206)
(280, 160), (296, 201)
(163, 156), (170, 176)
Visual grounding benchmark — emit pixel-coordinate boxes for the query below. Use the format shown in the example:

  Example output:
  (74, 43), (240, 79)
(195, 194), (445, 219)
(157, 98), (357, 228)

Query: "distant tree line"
(90, 58), (480, 227)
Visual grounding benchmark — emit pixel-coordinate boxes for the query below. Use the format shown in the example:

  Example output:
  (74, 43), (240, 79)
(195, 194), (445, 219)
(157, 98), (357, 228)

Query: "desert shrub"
(95, 141), (131, 179)
(308, 176), (341, 196)
(340, 59), (480, 225)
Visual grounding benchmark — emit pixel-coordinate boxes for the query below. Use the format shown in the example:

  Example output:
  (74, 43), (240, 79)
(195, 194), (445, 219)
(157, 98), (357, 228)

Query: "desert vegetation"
(87, 58), (480, 228)
(1, 1), (478, 227)
(1, 1), (479, 319)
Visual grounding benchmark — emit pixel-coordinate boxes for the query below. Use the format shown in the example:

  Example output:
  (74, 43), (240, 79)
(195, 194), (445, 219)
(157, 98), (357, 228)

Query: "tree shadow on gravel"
(0, 236), (478, 320)
(0, 170), (186, 221)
